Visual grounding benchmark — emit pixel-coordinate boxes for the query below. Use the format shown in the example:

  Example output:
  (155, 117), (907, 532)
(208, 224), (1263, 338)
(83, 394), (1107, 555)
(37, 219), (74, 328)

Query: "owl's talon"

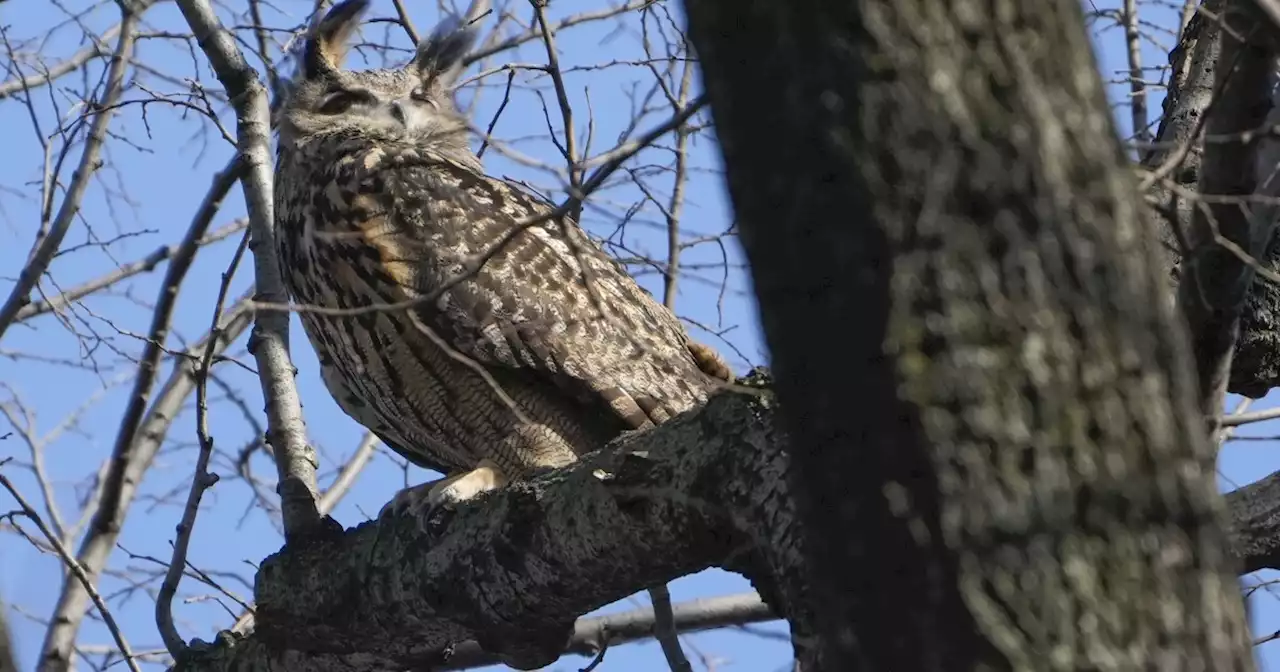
(379, 482), (456, 537)
(379, 460), (510, 529)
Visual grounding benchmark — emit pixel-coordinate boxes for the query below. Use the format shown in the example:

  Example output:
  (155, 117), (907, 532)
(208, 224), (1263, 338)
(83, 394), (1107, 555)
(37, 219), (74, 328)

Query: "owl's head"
(278, 0), (482, 153)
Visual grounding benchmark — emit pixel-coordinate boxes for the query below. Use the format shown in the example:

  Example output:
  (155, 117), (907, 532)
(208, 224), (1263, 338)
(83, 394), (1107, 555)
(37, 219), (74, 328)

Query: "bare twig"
(316, 432), (379, 515)
(477, 69), (516, 158)
(35, 147), (245, 670)
(1221, 405), (1280, 427)
(648, 583), (693, 672)
(156, 229), (250, 658)
(464, 0), (656, 66)
(390, 0), (421, 44)
(663, 56), (696, 309)
(0, 4), (141, 344)
(1122, 0), (1149, 144)
(0, 468), (140, 672)
(36, 297), (254, 672)
(15, 219), (247, 322)
(531, 0), (583, 218)
(0, 2), (170, 101)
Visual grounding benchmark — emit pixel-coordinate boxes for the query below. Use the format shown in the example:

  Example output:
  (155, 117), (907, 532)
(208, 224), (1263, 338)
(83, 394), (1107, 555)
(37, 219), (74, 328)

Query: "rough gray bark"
(105, 370), (1280, 671)
(1145, 0), (1280, 397)
(1142, 0), (1222, 278)
(172, 374), (812, 671)
(685, 0), (1254, 669)
(1176, 5), (1277, 413)
(1229, 473), (1280, 572)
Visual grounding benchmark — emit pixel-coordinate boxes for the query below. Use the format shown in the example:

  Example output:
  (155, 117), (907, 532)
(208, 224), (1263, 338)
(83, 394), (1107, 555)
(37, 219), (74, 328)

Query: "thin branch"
(174, 0), (324, 541)
(648, 583), (693, 672)
(0, 17), (136, 100)
(35, 147), (244, 668)
(37, 297), (254, 672)
(476, 68), (516, 158)
(0, 468), (140, 672)
(1123, 0), (1149, 145)
(390, 0), (421, 44)
(439, 593), (776, 670)
(156, 228), (250, 658)
(0, 3), (141, 344)
(15, 219), (247, 322)
(463, 0), (656, 66)
(316, 432), (379, 516)
(531, 0), (582, 218)
(663, 56), (696, 309)
(1220, 405), (1280, 427)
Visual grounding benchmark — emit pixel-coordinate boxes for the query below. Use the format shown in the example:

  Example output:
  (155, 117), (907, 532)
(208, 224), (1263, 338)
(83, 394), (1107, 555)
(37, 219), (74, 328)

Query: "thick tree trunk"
(685, 0), (1255, 669)
(1143, 0), (1280, 397)
(1174, 4), (1276, 412)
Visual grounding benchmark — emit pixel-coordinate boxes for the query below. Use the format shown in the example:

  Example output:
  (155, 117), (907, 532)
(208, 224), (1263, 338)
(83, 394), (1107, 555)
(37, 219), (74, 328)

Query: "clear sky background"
(0, 1), (1275, 671)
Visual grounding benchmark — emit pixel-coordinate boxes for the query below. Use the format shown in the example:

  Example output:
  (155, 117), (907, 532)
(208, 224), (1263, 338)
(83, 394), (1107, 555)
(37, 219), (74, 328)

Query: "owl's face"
(279, 0), (477, 152)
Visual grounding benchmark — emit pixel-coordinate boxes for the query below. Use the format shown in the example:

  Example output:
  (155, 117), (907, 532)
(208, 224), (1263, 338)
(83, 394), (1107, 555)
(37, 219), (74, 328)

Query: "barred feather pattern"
(274, 133), (726, 479)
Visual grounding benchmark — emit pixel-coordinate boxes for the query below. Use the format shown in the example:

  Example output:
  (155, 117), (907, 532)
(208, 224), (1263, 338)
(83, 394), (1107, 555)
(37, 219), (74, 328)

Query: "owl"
(274, 0), (733, 516)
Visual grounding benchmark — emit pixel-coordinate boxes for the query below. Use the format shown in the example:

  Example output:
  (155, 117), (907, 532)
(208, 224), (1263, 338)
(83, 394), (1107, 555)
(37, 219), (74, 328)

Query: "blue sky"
(0, 1), (1275, 670)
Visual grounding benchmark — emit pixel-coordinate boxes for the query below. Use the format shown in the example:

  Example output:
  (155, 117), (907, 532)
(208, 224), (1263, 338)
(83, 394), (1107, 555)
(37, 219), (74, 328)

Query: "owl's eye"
(317, 90), (375, 115)
(409, 89), (439, 109)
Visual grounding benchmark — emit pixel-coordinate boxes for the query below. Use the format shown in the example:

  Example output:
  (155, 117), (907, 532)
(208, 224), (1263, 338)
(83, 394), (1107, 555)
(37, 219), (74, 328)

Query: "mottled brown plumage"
(274, 0), (731, 512)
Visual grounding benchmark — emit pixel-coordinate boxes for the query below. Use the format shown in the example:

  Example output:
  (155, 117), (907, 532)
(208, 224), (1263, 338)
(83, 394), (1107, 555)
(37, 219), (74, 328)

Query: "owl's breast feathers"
(276, 138), (723, 467)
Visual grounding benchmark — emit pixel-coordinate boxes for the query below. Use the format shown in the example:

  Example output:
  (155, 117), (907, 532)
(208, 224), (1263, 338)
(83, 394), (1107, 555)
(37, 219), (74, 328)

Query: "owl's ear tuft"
(302, 0), (370, 80)
(409, 1), (488, 89)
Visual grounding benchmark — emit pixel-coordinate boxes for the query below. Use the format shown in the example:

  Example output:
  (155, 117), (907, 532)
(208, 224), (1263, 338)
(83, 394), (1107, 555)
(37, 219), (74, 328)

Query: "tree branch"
(36, 149), (246, 672)
(1141, 0), (1280, 398)
(172, 376), (802, 671)
(0, 471), (140, 672)
(4, 360), (1233, 670)
(0, 23), (122, 100)
(37, 298), (254, 672)
(14, 219), (246, 323)
(0, 1), (140, 344)
(438, 592), (775, 671)
(0, 0), (160, 100)
(173, 0), (325, 541)
(1177, 6), (1277, 417)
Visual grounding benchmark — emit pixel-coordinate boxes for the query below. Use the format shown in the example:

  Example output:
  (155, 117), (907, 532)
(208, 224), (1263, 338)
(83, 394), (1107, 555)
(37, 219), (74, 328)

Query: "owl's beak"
(389, 100), (410, 127)
(386, 99), (429, 134)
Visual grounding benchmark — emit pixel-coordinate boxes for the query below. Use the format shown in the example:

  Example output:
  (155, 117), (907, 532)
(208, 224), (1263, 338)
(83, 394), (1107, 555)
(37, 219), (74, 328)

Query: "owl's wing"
(353, 155), (716, 430)
(314, 348), (455, 473)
